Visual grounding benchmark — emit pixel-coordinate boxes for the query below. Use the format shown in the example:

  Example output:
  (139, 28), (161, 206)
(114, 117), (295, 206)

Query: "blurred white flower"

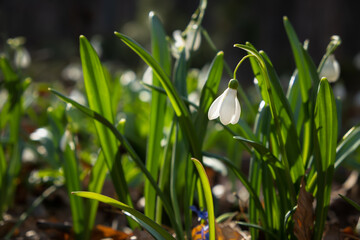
(171, 30), (186, 59)
(320, 54), (340, 82)
(171, 26), (201, 59)
(90, 35), (103, 58)
(60, 129), (75, 152)
(30, 128), (52, 141)
(14, 47), (31, 68)
(142, 66), (153, 85)
(208, 79), (241, 125)
(62, 63), (83, 82)
(69, 89), (86, 105)
(120, 70), (136, 86)
(185, 25), (201, 52)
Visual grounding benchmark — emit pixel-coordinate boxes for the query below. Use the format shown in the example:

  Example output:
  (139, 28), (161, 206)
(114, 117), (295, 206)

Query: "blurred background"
(1, 0), (360, 128)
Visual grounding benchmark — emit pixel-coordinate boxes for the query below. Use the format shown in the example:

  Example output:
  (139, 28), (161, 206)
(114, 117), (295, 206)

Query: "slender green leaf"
(235, 44), (303, 189)
(236, 221), (279, 240)
(335, 125), (360, 168)
(79, 36), (135, 227)
(72, 191), (175, 240)
(0, 57), (18, 82)
(192, 158), (215, 240)
(313, 78), (338, 240)
(234, 136), (283, 169)
(85, 151), (107, 239)
(145, 11), (170, 220)
(114, 32), (201, 158)
(50, 89), (181, 235)
(283, 16), (312, 103)
(195, 51), (224, 144)
(339, 194), (360, 211)
(60, 129), (84, 238)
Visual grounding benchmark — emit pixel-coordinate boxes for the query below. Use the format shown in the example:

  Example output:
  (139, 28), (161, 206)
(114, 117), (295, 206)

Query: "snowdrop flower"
(185, 25), (201, 53)
(171, 30), (186, 59)
(14, 47), (31, 68)
(208, 79), (241, 125)
(171, 26), (201, 59)
(320, 54), (340, 82)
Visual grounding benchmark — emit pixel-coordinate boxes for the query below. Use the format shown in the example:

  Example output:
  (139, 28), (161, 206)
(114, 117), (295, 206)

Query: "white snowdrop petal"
(219, 89), (236, 125)
(186, 28), (201, 51)
(230, 97), (241, 124)
(320, 55), (340, 82)
(208, 92), (224, 120)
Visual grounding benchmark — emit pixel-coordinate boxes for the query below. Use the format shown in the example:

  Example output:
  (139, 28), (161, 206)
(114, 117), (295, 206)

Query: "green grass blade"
(72, 191), (175, 240)
(202, 152), (267, 228)
(195, 51), (224, 144)
(114, 32), (184, 117)
(259, 51), (304, 184)
(191, 158), (215, 240)
(114, 32), (201, 158)
(313, 78), (338, 240)
(283, 16), (312, 103)
(339, 194), (360, 211)
(60, 129), (84, 238)
(234, 136), (283, 169)
(79, 36), (136, 226)
(236, 221), (279, 240)
(335, 125), (360, 168)
(0, 57), (18, 82)
(283, 17), (322, 166)
(156, 119), (175, 224)
(169, 124), (185, 240)
(173, 50), (187, 96)
(145, 11), (171, 220)
(235, 44), (304, 189)
(85, 151), (107, 239)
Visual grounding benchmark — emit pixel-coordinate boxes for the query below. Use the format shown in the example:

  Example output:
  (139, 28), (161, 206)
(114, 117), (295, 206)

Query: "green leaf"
(202, 152), (267, 229)
(114, 32), (201, 158)
(79, 36), (135, 227)
(283, 17), (321, 165)
(192, 158), (215, 240)
(85, 151), (107, 239)
(0, 57), (18, 82)
(234, 136), (283, 169)
(339, 194), (360, 212)
(195, 51), (224, 144)
(335, 125), (360, 168)
(145, 11), (171, 220)
(313, 78), (338, 240)
(50, 89), (181, 235)
(236, 43), (303, 188)
(283, 16), (312, 103)
(72, 191), (175, 240)
(60, 129), (84, 238)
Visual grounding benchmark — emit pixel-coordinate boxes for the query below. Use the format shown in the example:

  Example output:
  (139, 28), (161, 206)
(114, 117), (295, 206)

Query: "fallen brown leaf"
(293, 177), (314, 240)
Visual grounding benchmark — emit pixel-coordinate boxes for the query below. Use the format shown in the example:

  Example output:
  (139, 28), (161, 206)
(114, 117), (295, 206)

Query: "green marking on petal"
(228, 79), (239, 90)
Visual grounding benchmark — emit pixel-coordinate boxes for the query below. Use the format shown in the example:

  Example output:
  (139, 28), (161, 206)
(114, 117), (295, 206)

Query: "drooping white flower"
(208, 79), (241, 125)
(320, 54), (340, 82)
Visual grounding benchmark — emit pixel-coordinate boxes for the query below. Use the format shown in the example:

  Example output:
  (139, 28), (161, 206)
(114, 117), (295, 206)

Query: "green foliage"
(1, 2), (359, 240)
